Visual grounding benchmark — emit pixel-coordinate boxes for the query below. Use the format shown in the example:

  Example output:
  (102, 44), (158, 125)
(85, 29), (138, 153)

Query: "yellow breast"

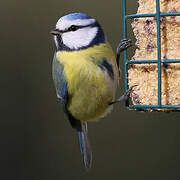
(56, 43), (118, 122)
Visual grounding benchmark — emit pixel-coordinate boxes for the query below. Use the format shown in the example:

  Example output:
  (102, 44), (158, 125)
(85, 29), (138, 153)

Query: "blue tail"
(78, 123), (92, 169)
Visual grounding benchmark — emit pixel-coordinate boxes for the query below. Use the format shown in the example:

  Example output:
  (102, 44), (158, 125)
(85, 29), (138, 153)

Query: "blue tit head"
(51, 13), (106, 51)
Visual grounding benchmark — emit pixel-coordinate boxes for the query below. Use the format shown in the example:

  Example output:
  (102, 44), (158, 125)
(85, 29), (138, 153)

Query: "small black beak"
(50, 29), (62, 36)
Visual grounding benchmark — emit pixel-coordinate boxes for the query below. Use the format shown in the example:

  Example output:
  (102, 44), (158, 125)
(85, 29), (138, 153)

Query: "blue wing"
(52, 53), (68, 109)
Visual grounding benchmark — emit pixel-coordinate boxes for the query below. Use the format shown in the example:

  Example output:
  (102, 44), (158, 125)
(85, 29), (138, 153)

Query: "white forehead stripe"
(56, 18), (96, 31)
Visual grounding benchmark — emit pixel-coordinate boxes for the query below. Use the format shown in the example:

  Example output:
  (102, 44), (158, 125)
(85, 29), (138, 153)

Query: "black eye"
(68, 25), (79, 31)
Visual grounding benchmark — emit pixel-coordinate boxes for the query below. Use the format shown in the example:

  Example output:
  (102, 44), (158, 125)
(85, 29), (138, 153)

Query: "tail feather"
(78, 123), (92, 169)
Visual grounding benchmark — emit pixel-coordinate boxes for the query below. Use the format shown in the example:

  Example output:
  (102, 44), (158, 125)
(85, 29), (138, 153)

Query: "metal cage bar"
(122, 0), (129, 107)
(126, 12), (180, 19)
(156, 0), (162, 106)
(122, 0), (180, 111)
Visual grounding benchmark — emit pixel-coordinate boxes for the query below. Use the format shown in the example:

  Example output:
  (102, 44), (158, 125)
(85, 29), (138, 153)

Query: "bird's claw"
(117, 39), (132, 54)
(109, 85), (137, 105)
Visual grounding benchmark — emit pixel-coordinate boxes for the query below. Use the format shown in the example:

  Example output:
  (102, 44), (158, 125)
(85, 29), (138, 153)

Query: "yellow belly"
(56, 44), (118, 122)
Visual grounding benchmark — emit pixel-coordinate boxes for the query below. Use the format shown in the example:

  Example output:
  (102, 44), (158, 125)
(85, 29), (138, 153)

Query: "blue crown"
(62, 13), (92, 20)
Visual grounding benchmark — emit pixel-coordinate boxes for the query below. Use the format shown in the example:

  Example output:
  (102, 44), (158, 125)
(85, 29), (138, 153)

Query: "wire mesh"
(122, 0), (180, 111)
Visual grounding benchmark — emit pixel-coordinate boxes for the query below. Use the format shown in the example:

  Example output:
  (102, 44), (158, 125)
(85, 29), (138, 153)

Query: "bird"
(50, 13), (132, 169)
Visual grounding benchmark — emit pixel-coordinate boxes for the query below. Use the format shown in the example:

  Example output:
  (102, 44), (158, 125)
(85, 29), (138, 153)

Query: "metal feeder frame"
(122, 0), (180, 111)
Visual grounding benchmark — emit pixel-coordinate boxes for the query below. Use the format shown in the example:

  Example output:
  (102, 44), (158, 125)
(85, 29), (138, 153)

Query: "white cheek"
(62, 27), (98, 49)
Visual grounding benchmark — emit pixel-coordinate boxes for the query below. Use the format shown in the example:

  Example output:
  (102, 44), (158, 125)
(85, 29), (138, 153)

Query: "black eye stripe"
(61, 25), (80, 33)
(68, 25), (79, 31)
(62, 24), (93, 33)
(60, 22), (97, 33)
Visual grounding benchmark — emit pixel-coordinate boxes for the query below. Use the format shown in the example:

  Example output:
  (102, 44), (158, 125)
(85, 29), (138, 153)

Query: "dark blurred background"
(1, 0), (180, 179)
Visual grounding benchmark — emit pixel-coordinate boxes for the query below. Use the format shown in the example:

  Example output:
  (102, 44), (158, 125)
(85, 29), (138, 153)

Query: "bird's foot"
(117, 39), (132, 54)
(109, 85), (137, 105)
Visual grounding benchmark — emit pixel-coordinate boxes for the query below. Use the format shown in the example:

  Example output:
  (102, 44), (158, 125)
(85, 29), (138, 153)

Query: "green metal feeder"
(122, 0), (180, 111)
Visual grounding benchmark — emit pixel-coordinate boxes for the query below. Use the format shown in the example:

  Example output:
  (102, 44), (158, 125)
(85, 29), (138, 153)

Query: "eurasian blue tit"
(50, 13), (131, 169)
